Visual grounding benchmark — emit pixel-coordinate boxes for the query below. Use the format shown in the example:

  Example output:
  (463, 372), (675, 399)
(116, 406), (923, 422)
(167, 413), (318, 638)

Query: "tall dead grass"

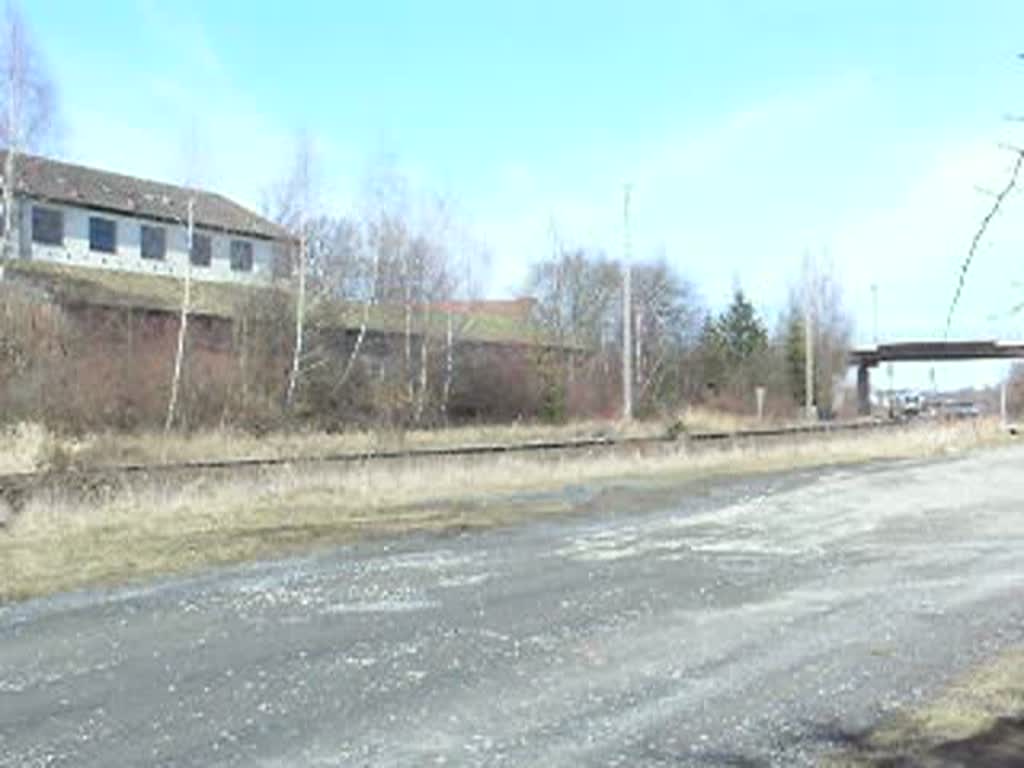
(0, 422), (79, 474)
(0, 408), (787, 473)
(1, 418), (668, 471)
(672, 405), (788, 433)
(0, 419), (1009, 601)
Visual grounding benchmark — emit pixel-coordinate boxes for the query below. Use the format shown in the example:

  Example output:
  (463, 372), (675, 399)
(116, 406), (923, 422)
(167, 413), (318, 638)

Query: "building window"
(230, 239), (253, 272)
(140, 224), (166, 261)
(191, 232), (211, 267)
(31, 206), (63, 246)
(89, 216), (117, 253)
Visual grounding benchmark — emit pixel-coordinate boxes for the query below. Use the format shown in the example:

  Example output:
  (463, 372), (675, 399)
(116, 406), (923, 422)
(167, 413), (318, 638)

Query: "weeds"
(0, 408), (788, 473)
(0, 419), (1009, 601)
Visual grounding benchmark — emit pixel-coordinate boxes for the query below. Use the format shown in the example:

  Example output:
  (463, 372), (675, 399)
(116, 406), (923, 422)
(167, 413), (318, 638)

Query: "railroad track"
(0, 418), (901, 514)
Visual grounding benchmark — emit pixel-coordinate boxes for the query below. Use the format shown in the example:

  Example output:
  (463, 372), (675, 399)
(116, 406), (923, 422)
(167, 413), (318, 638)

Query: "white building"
(2, 152), (292, 286)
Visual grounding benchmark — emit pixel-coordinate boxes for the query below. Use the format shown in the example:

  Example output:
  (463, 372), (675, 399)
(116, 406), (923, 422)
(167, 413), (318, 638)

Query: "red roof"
(429, 298), (536, 320)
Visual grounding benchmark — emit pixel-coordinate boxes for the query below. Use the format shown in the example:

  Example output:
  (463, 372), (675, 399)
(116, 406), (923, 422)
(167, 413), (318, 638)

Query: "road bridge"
(849, 341), (1024, 415)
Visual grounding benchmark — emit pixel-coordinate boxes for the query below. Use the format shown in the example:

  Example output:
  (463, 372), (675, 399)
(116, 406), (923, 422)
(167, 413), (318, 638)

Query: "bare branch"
(996, 142), (1024, 154)
(944, 148), (1024, 338)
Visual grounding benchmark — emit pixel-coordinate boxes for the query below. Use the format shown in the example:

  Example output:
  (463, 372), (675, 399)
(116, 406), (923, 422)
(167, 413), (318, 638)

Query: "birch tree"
(333, 220), (377, 393)
(264, 153), (483, 427)
(164, 129), (201, 434)
(266, 135), (316, 413)
(630, 259), (702, 412)
(410, 196), (456, 423)
(526, 245), (620, 419)
(0, 1), (57, 264)
(164, 196), (194, 433)
(361, 163), (464, 425)
(781, 254), (852, 414)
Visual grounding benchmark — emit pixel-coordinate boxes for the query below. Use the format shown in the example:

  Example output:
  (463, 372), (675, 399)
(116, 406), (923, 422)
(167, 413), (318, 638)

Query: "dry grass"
(0, 408), (787, 473)
(0, 419), (1010, 602)
(0, 418), (669, 472)
(0, 422), (74, 474)
(673, 405), (789, 433)
(827, 646), (1024, 766)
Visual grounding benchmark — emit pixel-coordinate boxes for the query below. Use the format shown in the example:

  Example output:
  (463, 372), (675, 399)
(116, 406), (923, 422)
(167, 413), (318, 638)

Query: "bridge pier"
(850, 340), (1024, 418)
(857, 364), (871, 416)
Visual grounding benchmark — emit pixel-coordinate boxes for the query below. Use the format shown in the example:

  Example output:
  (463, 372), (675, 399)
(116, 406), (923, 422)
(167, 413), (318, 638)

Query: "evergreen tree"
(782, 308), (807, 406)
(715, 289), (768, 365)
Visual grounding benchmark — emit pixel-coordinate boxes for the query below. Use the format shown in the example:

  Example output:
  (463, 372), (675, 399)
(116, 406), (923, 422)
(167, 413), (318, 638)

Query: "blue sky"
(28, 0), (1024, 389)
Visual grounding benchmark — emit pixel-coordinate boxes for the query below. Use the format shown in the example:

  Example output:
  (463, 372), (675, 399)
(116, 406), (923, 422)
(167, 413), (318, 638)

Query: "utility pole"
(887, 362), (895, 418)
(622, 183), (633, 421)
(803, 259), (815, 420)
(870, 283), (878, 345)
(1, 16), (19, 275)
(635, 309), (644, 391)
(1001, 379), (1008, 426)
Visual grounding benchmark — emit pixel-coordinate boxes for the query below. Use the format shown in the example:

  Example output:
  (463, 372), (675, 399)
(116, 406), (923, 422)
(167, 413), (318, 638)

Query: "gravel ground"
(2, 445), (1023, 766)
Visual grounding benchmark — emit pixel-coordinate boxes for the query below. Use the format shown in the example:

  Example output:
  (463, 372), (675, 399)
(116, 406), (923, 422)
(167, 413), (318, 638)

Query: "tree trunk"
(334, 242), (378, 394)
(441, 310), (453, 425)
(804, 283), (814, 420)
(414, 302), (429, 423)
(622, 261), (633, 420)
(635, 309), (644, 389)
(2, 41), (17, 268)
(238, 312), (248, 414)
(404, 277), (413, 409)
(335, 301), (370, 393)
(285, 231), (306, 412)
(2, 146), (14, 264)
(164, 197), (194, 434)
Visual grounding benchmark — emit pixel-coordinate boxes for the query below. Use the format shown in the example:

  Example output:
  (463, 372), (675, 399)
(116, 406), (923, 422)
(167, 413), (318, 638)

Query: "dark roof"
(2, 152), (290, 241)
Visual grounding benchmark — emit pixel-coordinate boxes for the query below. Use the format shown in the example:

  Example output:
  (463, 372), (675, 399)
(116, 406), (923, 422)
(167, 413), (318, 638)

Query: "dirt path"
(1, 445), (1023, 766)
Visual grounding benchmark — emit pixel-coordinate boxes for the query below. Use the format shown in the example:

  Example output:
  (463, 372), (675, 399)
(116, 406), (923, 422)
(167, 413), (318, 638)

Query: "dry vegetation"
(0, 422), (65, 474)
(0, 407), (776, 473)
(0, 419), (1009, 602)
(827, 646), (1024, 766)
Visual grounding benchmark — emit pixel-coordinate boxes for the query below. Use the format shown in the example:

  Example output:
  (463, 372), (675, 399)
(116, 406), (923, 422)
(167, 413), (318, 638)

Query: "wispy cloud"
(59, 2), (361, 216)
(472, 73), (876, 302)
(135, 0), (227, 83)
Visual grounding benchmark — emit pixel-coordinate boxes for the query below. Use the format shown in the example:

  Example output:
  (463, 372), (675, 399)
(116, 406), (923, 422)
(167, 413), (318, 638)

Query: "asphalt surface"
(2, 446), (1024, 767)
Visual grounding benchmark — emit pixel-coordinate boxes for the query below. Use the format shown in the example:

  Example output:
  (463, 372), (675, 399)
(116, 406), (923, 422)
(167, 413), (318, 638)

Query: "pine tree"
(716, 289), (768, 365)
(783, 308), (807, 406)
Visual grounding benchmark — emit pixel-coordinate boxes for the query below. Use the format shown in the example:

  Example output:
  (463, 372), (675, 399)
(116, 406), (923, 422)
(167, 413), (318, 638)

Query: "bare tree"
(261, 151), (485, 428)
(441, 308), (454, 423)
(528, 243), (619, 352)
(266, 134), (316, 412)
(946, 147), (1024, 338)
(164, 196), (195, 434)
(411, 195), (456, 423)
(287, 225), (307, 410)
(777, 253), (853, 416)
(0, 1), (57, 264)
(164, 129), (201, 434)
(359, 161), (466, 425)
(630, 258), (702, 412)
(333, 224), (378, 393)
(812, 257), (853, 414)
(527, 242), (620, 418)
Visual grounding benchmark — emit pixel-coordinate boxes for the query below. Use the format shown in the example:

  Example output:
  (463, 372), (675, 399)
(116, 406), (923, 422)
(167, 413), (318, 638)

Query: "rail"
(0, 418), (903, 515)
